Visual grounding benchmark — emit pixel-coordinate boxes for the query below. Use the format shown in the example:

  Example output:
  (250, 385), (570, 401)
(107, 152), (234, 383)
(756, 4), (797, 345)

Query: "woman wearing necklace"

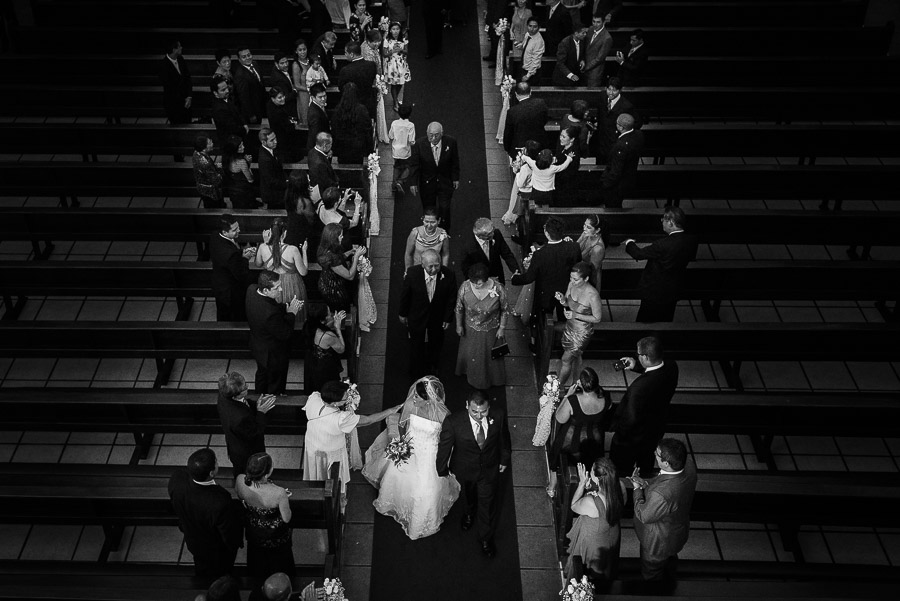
(455, 263), (509, 391)
(577, 215), (606, 290)
(404, 207), (450, 271)
(554, 261), (603, 389)
(291, 38), (311, 126)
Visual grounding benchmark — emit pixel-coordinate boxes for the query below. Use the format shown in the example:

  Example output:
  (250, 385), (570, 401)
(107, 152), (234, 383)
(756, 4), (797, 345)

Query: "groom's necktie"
(475, 421), (485, 449)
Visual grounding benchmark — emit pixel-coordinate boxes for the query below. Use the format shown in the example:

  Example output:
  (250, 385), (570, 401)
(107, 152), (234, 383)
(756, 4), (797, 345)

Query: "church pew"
(510, 54), (900, 87)
(529, 86), (900, 121)
(13, 24), (893, 56)
(0, 463), (342, 566)
(0, 388), (308, 464)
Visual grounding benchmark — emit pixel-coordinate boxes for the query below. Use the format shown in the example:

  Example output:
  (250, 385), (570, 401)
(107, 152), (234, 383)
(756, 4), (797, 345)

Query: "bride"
(362, 376), (460, 539)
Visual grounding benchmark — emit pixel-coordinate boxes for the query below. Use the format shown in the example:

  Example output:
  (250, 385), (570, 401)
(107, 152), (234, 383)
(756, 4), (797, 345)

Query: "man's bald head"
(261, 573), (292, 601)
(616, 113), (635, 131)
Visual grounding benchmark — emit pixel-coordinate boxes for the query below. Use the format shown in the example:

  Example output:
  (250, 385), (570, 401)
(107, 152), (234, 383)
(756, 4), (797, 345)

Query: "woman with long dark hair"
(565, 457), (624, 581)
(283, 171), (315, 248)
(331, 82), (373, 164)
(316, 223), (366, 311)
(221, 135), (257, 209)
(304, 304), (347, 392)
(254, 217), (308, 327)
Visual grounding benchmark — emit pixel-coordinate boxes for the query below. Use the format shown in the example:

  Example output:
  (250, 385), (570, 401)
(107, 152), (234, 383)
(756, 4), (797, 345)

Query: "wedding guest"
(553, 28), (588, 86)
(554, 125), (582, 203)
(210, 78), (248, 149)
(193, 135), (225, 209)
(385, 0), (408, 29)
(283, 171), (315, 248)
(311, 31), (339, 81)
(382, 21), (410, 111)
(317, 223), (366, 311)
(222, 135), (258, 209)
(389, 103), (415, 193)
(213, 49), (235, 95)
(509, 0), (533, 62)
(245, 271), (304, 395)
(613, 29), (649, 87)
(460, 217), (520, 286)
(317, 186), (362, 231)
(160, 40), (192, 125)
(511, 217), (582, 321)
(566, 458), (624, 581)
(168, 448), (242, 582)
(348, 0), (373, 43)
(330, 82), (373, 164)
(518, 17), (545, 82)
(399, 250), (457, 378)
(210, 215), (255, 322)
(563, 100), (591, 157)
(577, 214), (606, 290)
(408, 122), (461, 228)
(269, 52), (298, 112)
(307, 132), (339, 194)
(404, 206), (450, 271)
(233, 47), (267, 125)
(503, 82), (549, 161)
(291, 38), (311, 126)
(307, 85), (331, 153)
(305, 304), (346, 392)
(502, 140), (542, 246)
(254, 217), (309, 328)
(520, 148), (573, 207)
(217, 371), (276, 475)
(258, 128), (288, 209)
(266, 90), (301, 163)
(599, 113), (645, 208)
(455, 263), (509, 391)
(306, 53), (330, 87)
(236, 452), (295, 581)
(555, 261), (603, 388)
(338, 41), (377, 119)
(361, 29), (384, 75)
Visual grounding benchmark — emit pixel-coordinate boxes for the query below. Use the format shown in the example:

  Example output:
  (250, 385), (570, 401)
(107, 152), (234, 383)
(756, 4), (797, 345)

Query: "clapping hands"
(287, 295), (304, 315)
(257, 394), (277, 414)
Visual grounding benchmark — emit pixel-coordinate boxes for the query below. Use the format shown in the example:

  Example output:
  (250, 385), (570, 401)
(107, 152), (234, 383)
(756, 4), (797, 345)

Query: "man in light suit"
(436, 390), (512, 558)
(398, 250), (457, 378)
(408, 122), (460, 229)
(583, 14), (613, 87)
(543, 0), (573, 56)
(553, 28), (588, 86)
(517, 17), (545, 83)
(629, 438), (697, 581)
(503, 82), (549, 160)
(460, 218), (520, 286)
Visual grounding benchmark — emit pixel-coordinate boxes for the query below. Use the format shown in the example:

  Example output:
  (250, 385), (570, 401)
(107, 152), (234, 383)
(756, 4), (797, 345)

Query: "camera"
(613, 359), (627, 372)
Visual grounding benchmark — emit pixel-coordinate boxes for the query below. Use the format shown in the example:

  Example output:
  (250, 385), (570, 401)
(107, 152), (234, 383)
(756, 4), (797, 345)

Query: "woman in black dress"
(330, 82), (374, 165)
(316, 223), (366, 312)
(305, 304), (346, 393)
(284, 171), (315, 248)
(222, 135), (258, 209)
(553, 125), (582, 204)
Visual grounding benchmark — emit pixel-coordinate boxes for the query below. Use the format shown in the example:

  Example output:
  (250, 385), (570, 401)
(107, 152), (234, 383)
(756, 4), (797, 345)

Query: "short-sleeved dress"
(318, 250), (353, 312)
(410, 225), (448, 266)
(565, 494), (621, 581)
(348, 12), (372, 43)
(455, 280), (508, 390)
(302, 392), (361, 493)
(550, 392), (613, 470)
(383, 38), (411, 85)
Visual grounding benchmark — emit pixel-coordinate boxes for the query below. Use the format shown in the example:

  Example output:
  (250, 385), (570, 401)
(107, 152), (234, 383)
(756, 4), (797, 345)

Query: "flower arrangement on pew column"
(322, 577), (347, 601)
(560, 576), (594, 601)
(356, 251), (377, 332)
(343, 380), (363, 470)
(365, 151), (381, 236)
(493, 18), (510, 85)
(532, 373), (562, 446)
(495, 74), (516, 143)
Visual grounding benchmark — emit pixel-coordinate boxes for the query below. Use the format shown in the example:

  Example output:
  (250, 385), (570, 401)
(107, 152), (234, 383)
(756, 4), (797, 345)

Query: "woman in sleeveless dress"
(403, 207), (450, 271)
(236, 452), (296, 581)
(565, 458), (624, 582)
(222, 135), (257, 209)
(291, 39), (311, 126)
(548, 367), (612, 496)
(316, 223), (366, 312)
(254, 217), (308, 328)
(555, 261), (603, 389)
(305, 304), (347, 393)
(382, 22), (410, 111)
(577, 215), (606, 290)
(362, 376), (461, 540)
(509, 0), (532, 60)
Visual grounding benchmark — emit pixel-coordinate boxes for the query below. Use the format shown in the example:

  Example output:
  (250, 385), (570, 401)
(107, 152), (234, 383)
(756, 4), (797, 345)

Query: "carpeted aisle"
(368, 2), (523, 600)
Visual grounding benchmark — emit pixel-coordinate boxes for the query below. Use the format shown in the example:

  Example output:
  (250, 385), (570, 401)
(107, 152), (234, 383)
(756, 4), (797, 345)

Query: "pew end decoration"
(496, 74), (516, 143)
(356, 254), (377, 332)
(494, 18), (510, 85)
(384, 432), (415, 468)
(560, 576), (594, 601)
(532, 373), (562, 446)
(322, 577), (348, 601)
(365, 152), (381, 236)
(343, 380), (363, 471)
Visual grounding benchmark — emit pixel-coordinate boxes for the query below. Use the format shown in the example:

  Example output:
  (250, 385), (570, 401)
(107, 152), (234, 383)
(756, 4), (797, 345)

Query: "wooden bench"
(0, 388), (308, 465)
(0, 463), (342, 567)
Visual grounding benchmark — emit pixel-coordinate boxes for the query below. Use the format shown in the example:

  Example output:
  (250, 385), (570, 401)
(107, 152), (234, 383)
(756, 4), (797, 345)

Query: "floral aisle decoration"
(512, 244), (537, 322)
(495, 74), (516, 143)
(322, 577), (347, 601)
(384, 432), (415, 468)
(374, 74), (390, 143)
(342, 380), (363, 470)
(532, 373), (562, 446)
(356, 254), (377, 332)
(560, 576), (594, 601)
(494, 18), (510, 86)
(365, 151), (381, 236)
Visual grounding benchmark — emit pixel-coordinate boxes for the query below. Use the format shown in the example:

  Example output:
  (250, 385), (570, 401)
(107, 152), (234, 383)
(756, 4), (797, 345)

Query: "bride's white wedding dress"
(362, 413), (460, 540)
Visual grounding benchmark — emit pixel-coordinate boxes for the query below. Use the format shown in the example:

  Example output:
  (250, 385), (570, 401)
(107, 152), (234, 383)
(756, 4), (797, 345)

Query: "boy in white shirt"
(388, 103), (416, 194)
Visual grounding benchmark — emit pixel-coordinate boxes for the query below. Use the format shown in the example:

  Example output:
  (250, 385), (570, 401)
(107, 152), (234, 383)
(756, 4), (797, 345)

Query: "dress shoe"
(461, 514), (474, 531)
(481, 540), (495, 558)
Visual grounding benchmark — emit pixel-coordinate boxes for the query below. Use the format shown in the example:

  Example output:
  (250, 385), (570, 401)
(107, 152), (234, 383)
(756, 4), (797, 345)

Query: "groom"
(436, 390), (512, 557)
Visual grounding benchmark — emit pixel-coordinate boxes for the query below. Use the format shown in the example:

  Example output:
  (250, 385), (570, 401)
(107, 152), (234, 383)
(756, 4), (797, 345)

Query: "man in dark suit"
(552, 28), (588, 86)
(269, 52), (298, 109)
(609, 336), (679, 477)
(460, 217), (520, 285)
(436, 390), (512, 558)
(543, 0), (573, 57)
(210, 215), (255, 322)
(338, 41), (377, 118)
(211, 78), (249, 147)
(622, 206), (698, 322)
(311, 32), (338, 81)
(233, 47), (268, 125)
(592, 77), (641, 161)
(613, 29), (649, 87)
(502, 82), (549, 160)
(409, 122), (460, 229)
(245, 271), (304, 395)
(511, 217), (581, 320)
(167, 448), (242, 582)
(398, 249), (457, 378)
(600, 113), (645, 208)
(217, 371), (276, 475)
(629, 438), (697, 581)
(307, 132), (339, 197)
(258, 128), (287, 210)
(306, 83), (330, 152)
(160, 40), (193, 125)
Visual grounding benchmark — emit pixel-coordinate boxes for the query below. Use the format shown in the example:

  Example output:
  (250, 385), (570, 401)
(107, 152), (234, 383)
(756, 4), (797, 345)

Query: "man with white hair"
(408, 122), (460, 228)
(460, 217), (520, 285)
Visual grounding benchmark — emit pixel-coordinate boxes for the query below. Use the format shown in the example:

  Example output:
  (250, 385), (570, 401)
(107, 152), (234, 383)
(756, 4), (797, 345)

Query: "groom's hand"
(499, 464), (508, 473)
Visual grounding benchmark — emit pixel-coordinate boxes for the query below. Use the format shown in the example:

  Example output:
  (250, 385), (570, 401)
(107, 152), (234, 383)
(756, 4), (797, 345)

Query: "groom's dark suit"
(436, 407), (512, 543)
(399, 264), (456, 378)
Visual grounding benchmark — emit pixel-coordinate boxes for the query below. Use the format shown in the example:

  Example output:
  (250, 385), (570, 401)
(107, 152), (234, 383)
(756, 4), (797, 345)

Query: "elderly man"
(408, 122), (460, 228)
(216, 371), (276, 475)
(312, 31), (339, 80)
(460, 217), (520, 286)
(307, 132), (339, 198)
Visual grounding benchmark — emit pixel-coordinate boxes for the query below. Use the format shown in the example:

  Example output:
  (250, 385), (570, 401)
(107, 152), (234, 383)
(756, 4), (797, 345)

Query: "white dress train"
(362, 414), (460, 540)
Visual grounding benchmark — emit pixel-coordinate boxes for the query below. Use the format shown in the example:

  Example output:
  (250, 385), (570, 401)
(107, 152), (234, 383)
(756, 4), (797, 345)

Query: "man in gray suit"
(582, 14), (613, 87)
(629, 438), (698, 581)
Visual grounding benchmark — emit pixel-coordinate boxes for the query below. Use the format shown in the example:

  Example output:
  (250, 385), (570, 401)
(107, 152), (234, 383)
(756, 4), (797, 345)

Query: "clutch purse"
(491, 340), (510, 360)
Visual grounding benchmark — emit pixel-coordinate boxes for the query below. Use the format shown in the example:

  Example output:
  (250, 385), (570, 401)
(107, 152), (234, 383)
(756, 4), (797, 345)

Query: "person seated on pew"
(267, 87), (302, 163)
(554, 125), (583, 203)
(520, 148), (574, 207)
(222, 135), (260, 209)
(193, 135), (226, 209)
(612, 29), (648, 88)
(599, 113), (644, 208)
(552, 27), (588, 87)
(590, 77), (640, 162)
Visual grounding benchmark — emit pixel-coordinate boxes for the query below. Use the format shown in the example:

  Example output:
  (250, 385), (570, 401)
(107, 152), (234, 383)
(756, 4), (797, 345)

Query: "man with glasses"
(460, 217), (520, 286)
(609, 335), (679, 478)
(629, 437), (697, 582)
(217, 371), (277, 475)
(246, 271), (304, 395)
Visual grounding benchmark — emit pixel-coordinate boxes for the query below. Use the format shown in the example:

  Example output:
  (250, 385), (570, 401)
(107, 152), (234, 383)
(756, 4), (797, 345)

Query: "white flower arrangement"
(366, 152), (381, 178)
(437, 232), (447, 243)
(342, 379), (361, 413)
(323, 578), (347, 601)
(494, 18), (509, 35)
(488, 286), (500, 298)
(560, 576), (594, 601)
(357, 254), (373, 278)
(374, 73), (390, 96)
(385, 432), (414, 467)
(500, 74), (515, 97)
(378, 16), (389, 32)
(532, 373), (562, 446)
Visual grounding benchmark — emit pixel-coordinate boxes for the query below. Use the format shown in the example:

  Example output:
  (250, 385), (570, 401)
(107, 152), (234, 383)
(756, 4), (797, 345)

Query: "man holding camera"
(609, 336), (678, 478)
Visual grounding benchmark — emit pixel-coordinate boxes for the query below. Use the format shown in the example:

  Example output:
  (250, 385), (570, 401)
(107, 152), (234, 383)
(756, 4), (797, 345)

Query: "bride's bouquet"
(532, 373), (562, 446)
(323, 577), (347, 601)
(384, 432), (414, 467)
(560, 576), (594, 601)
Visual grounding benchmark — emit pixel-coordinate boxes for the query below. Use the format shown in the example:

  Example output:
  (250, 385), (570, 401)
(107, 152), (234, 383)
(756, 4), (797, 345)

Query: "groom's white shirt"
(469, 415), (489, 440)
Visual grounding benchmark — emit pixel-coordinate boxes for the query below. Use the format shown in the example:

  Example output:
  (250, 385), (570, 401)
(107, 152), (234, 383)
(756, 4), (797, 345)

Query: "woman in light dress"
(382, 22), (410, 112)
(577, 215), (606, 290)
(404, 206), (450, 271)
(555, 261), (602, 389)
(455, 263), (509, 391)
(362, 376), (461, 540)
(254, 217), (309, 328)
(509, 0), (532, 60)
(291, 38), (311, 127)
(565, 457), (624, 581)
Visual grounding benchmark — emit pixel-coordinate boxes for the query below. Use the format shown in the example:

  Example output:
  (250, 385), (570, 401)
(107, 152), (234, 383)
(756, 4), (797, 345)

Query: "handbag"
(491, 337), (510, 360)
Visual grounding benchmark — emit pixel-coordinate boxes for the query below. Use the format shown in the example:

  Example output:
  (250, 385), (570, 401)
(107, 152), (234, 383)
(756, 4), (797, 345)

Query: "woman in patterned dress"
(348, 0), (373, 43)
(577, 215), (606, 290)
(382, 22), (410, 111)
(455, 263), (509, 390)
(316, 223), (366, 312)
(404, 206), (450, 271)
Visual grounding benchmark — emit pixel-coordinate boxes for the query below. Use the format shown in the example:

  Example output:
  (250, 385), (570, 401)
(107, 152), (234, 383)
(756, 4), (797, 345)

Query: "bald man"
(247, 572), (292, 601)
(408, 122), (460, 229)
(600, 113), (645, 208)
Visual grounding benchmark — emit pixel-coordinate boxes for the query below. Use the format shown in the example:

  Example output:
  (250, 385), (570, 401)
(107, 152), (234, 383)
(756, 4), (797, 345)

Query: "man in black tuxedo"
(307, 132), (339, 197)
(409, 122), (460, 229)
(622, 206), (698, 322)
(311, 31), (339, 81)
(592, 77), (641, 161)
(552, 28), (588, 86)
(245, 271), (304, 394)
(217, 371), (277, 475)
(167, 448), (242, 582)
(160, 40), (193, 125)
(233, 47), (268, 125)
(436, 390), (512, 558)
(398, 249), (457, 378)
(511, 217), (581, 320)
(338, 41), (377, 119)
(269, 52), (298, 109)
(211, 78), (249, 147)
(543, 0), (572, 56)
(460, 217), (520, 286)
(258, 128), (287, 210)
(210, 215), (255, 322)
(600, 113), (645, 208)
(266, 88), (301, 163)
(613, 29), (649, 87)
(306, 83), (330, 152)
(609, 336), (679, 477)
(502, 82), (549, 161)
